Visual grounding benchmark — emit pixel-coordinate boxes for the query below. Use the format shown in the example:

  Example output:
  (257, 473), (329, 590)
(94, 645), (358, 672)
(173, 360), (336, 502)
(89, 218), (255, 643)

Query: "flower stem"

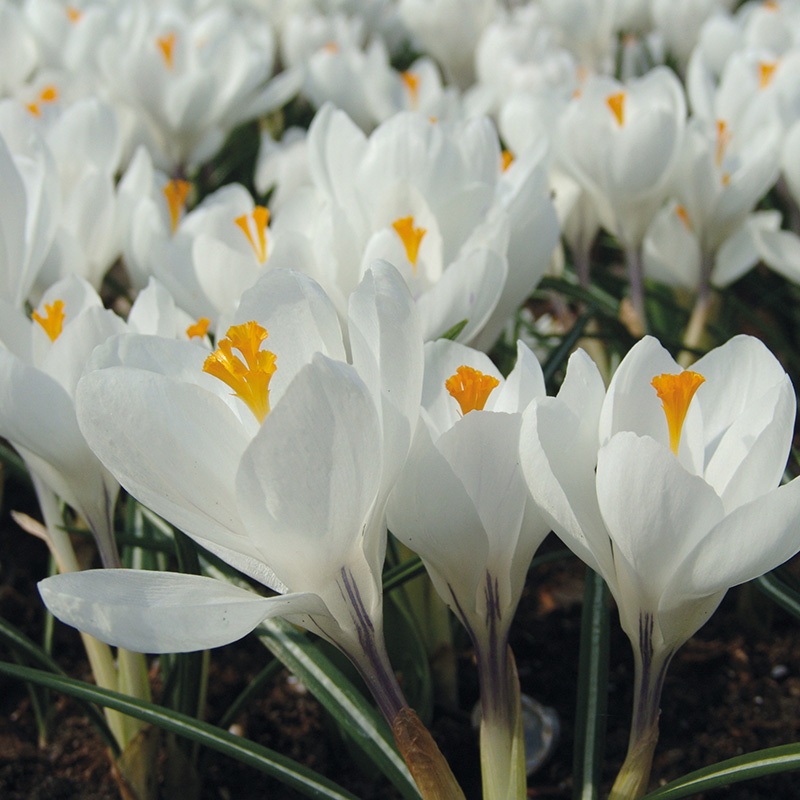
(624, 244), (647, 336)
(609, 615), (673, 800)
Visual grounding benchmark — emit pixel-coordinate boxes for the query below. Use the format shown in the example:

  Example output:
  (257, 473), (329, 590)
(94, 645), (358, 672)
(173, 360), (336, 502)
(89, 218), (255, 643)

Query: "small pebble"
(771, 664), (790, 680)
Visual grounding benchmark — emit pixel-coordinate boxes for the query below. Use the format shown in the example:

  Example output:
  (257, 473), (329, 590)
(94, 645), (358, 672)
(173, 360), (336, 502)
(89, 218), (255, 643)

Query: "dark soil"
(2, 479), (799, 799)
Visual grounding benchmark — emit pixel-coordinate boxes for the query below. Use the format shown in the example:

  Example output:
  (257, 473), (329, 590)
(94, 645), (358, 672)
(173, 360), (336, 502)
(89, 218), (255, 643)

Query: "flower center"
(32, 299), (65, 342)
(26, 85), (59, 117)
(651, 370), (705, 455)
(675, 205), (691, 230)
(235, 206), (270, 264)
(446, 366), (499, 415)
(501, 149), (514, 171)
(401, 71), (420, 109)
(157, 32), (176, 70)
(392, 216), (426, 273)
(186, 317), (210, 339)
(163, 179), (191, 234)
(203, 322), (277, 423)
(66, 5), (81, 22)
(607, 91), (625, 126)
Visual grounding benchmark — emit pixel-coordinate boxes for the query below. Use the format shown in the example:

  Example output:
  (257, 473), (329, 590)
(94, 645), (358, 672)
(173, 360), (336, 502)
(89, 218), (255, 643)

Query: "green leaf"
(439, 319), (468, 341)
(0, 615), (119, 754)
(641, 743), (800, 799)
(572, 569), (609, 800)
(383, 556), (426, 593)
(256, 617), (421, 800)
(755, 570), (800, 621)
(0, 661), (360, 800)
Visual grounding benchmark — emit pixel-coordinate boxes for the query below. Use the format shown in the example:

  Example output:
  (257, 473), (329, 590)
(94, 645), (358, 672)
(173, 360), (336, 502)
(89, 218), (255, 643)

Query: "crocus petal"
(232, 268), (346, 403)
(76, 367), (253, 556)
(236, 355), (382, 591)
(490, 340), (545, 413)
(597, 432), (725, 606)
(39, 570), (326, 653)
(386, 419), (489, 615)
(667, 477), (800, 602)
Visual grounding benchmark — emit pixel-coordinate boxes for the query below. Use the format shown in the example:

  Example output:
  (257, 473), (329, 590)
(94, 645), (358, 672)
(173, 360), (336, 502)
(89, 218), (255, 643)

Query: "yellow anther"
(163, 179), (191, 234)
(651, 371), (705, 455)
(186, 317), (210, 339)
(607, 91), (625, 126)
(157, 32), (177, 70)
(26, 85), (59, 117)
(234, 206), (270, 264)
(446, 366), (499, 415)
(203, 321), (277, 424)
(323, 41), (338, 53)
(715, 119), (731, 168)
(392, 216), (427, 273)
(401, 71), (420, 109)
(759, 60), (778, 89)
(32, 299), (65, 342)
(501, 150), (514, 171)
(675, 205), (691, 230)
(722, 172), (731, 186)
(66, 6), (82, 23)
(764, 0), (779, 10)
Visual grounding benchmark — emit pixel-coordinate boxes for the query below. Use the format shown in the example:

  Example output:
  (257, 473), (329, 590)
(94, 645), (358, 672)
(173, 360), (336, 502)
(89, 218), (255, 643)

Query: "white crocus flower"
(97, 3), (299, 169)
(0, 274), (126, 568)
(520, 335), (800, 798)
(39, 263), (424, 722)
(272, 104), (559, 349)
(398, 0), (499, 89)
(125, 168), (275, 329)
(387, 338), (549, 800)
(556, 67), (686, 326)
(0, 118), (59, 308)
(0, 1), (38, 95)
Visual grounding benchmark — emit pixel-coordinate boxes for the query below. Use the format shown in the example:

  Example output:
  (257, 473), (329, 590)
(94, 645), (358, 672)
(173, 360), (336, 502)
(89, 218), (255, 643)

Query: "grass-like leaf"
(0, 615), (119, 754)
(572, 568), (610, 800)
(755, 570), (800, 621)
(0, 660), (360, 800)
(641, 743), (800, 799)
(257, 617), (421, 800)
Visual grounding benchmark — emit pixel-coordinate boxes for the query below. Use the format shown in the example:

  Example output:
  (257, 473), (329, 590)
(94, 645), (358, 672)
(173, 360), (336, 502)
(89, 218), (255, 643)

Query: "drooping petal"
(39, 570), (327, 653)
(490, 340), (545, 413)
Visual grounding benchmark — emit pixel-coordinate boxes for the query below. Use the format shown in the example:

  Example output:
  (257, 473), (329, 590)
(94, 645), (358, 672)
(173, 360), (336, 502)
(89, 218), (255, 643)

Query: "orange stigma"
(32, 300), (66, 342)
(157, 32), (177, 69)
(651, 371), (705, 455)
(186, 318), (210, 339)
(235, 206), (270, 264)
(607, 92), (625, 126)
(163, 179), (191, 234)
(392, 216), (427, 273)
(446, 366), (499, 415)
(203, 322), (277, 423)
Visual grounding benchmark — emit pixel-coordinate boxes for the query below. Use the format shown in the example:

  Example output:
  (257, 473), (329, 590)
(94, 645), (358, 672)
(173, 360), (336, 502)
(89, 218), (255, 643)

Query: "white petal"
(236, 356), (382, 591)
(39, 570), (325, 653)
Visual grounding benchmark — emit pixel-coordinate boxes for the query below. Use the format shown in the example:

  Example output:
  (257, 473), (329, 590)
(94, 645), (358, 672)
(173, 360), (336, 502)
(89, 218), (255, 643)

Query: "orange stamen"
(501, 150), (514, 171)
(446, 366), (499, 415)
(186, 318), (210, 339)
(66, 6), (82, 23)
(163, 179), (191, 234)
(651, 371), (705, 455)
(401, 71), (420, 109)
(32, 300), (66, 342)
(715, 119), (731, 168)
(607, 91), (625, 126)
(392, 216), (427, 273)
(675, 205), (691, 230)
(157, 32), (177, 70)
(759, 61), (778, 89)
(234, 206), (270, 264)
